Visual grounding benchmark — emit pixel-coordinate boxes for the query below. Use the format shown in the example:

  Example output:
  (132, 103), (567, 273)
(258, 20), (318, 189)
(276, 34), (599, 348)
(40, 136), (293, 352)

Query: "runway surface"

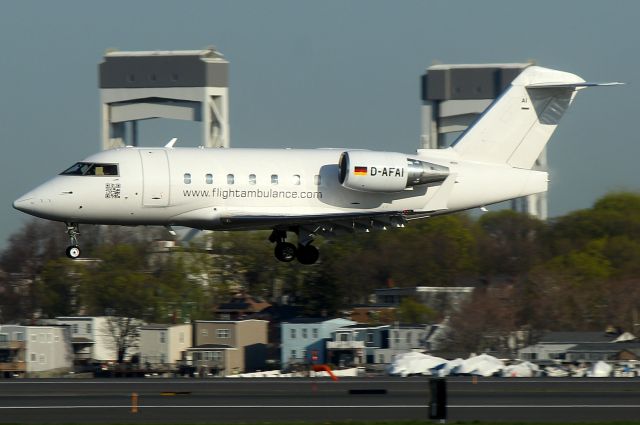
(2, 377), (640, 423)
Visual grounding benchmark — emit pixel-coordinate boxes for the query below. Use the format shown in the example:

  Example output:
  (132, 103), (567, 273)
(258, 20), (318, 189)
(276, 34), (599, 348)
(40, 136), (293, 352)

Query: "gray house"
(0, 325), (73, 377)
(327, 324), (389, 365)
(374, 324), (439, 364)
(281, 318), (355, 368)
(189, 319), (268, 375)
(519, 331), (640, 362)
(139, 323), (192, 367)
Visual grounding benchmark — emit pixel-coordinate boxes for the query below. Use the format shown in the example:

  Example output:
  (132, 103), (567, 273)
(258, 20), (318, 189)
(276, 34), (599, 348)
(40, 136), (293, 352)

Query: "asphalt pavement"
(1, 377), (640, 423)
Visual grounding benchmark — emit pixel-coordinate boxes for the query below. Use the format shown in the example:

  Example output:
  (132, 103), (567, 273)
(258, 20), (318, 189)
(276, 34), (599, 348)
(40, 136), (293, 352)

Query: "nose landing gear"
(65, 222), (81, 259)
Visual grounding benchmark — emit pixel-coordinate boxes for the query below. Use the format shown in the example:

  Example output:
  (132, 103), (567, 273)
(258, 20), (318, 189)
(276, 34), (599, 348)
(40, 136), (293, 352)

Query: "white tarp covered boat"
(588, 361), (612, 377)
(388, 352), (448, 377)
(453, 354), (505, 377)
(502, 361), (540, 377)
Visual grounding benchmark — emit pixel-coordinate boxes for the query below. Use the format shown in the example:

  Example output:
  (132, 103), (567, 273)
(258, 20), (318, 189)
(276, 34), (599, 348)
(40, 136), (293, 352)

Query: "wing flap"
(219, 211), (407, 231)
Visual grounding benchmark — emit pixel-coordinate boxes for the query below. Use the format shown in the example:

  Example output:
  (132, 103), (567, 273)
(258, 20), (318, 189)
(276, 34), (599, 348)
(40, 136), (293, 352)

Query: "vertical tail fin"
(451, 66), (619, 168)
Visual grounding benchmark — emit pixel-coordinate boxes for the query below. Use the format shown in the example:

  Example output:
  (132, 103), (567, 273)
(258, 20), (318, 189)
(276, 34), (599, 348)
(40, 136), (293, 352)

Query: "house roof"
(214, 294), (271, 313)
(259, 305), (302, 321)
(390, 324), (431, 329)
(539, 332), (619, 344)
(187, 344), (235, 350)
(285, 318), (330, 324)
(194, 319), (268, 324)
(566, 342), (640, 353)
(618, 348), (640, 357)
(217, 302), (252, 311)
(337, 324), (390, 330)
(56, 317), (94, 321)
(350, 304), (397, 309)
(139, 323), (190, 330)
(71, 337), (94, 344)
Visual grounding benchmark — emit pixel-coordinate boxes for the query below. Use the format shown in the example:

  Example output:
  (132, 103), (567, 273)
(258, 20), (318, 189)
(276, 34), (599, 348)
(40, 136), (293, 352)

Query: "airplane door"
(139, 149), (170, 207)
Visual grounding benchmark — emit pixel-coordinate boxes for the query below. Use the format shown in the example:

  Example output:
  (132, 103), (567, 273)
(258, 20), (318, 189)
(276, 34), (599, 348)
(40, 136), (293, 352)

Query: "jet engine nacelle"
(338, 151), (449, 193)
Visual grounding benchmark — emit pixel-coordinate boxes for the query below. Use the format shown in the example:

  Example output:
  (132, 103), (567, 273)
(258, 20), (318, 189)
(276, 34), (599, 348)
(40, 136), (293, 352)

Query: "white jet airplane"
(13, 66), (620, 264)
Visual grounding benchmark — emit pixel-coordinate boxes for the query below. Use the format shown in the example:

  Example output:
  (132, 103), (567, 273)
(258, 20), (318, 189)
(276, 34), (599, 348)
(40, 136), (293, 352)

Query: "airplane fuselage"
(14, 146), (547, 231)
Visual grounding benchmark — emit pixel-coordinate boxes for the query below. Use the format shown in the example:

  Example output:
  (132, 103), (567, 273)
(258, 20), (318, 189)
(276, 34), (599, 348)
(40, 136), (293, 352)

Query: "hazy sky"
(1, 0), (638, 248)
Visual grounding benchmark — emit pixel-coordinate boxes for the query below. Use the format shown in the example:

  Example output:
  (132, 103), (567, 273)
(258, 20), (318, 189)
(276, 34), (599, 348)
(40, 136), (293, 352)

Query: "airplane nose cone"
(12, 191), (52, 218)
(13, 197), (34, 213)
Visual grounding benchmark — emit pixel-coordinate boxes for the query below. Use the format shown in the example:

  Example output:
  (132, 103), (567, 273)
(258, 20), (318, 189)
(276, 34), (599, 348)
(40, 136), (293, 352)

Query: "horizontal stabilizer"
(452, 66), (623, 169)
(526, 82), (624, 89)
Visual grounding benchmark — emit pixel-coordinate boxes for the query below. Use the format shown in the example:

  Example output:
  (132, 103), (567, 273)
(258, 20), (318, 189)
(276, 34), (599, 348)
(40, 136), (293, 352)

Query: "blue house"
(281, 318), (355, 369)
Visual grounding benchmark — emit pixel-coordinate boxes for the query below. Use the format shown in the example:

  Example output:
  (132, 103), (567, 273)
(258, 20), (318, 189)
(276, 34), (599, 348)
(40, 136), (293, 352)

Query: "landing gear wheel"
(65, 222), (81, 259)
(297, 244), (319, 265)
(274, 242), (297, 262)
(66, 246), (81, 259)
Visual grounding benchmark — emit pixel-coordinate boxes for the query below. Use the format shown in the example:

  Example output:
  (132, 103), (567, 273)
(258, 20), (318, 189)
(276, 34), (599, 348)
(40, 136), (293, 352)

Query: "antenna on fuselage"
(165, 138), (178, 148)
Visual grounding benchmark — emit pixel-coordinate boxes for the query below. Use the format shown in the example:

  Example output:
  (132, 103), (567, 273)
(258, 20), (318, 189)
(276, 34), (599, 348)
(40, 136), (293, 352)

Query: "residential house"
(349, 305), (397, 324)
(254, 304), (302, 366)
(213, 293), (271, 320)
(139, 323), (192, 367)
(0, 325), (73, 376)
(56, 316), (137, 363)
(374, 286), (474, 315)
(565, 342), (640, 362)
(328, 324), (389, 366)
(188, 319), (268, 375)
(374, 324), (439, 364)
(280, 318), (356, 368)
(519, 331), (640, 363)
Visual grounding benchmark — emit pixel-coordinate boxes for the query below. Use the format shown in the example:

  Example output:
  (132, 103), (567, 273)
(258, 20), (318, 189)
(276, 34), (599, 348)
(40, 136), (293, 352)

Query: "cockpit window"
(61, 162), (119, 176)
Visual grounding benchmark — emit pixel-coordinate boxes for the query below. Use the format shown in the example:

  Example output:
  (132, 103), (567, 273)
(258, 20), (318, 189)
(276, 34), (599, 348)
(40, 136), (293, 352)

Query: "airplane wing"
(217, 209), (437, 235)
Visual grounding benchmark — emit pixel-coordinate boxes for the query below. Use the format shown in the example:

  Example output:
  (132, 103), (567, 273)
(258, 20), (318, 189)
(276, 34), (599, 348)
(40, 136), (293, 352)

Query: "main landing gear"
(269, 229), (319, 265)
(65, 222), (81, 259)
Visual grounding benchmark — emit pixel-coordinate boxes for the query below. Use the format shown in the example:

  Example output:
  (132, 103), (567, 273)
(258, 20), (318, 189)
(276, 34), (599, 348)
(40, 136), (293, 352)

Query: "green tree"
(36, 258), (83, 317)
(397, 297), (437, 324)
(476, 210), (545, 277)
(548, 191), (640, 255)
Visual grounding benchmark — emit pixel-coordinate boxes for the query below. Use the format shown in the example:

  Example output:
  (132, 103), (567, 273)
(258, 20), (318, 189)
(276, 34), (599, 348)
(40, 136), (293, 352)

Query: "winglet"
(165, 138), (178, 148)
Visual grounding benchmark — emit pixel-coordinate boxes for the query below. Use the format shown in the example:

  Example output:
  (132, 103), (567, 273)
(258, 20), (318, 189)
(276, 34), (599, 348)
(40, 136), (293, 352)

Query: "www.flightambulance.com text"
(183, 188), (323, 200)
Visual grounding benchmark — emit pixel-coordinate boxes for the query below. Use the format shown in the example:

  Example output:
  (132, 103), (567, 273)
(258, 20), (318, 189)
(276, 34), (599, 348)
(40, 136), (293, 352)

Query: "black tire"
(297, 244), (319, 265)
(274, 242), (297, 262)
(66, 245), (81, 259)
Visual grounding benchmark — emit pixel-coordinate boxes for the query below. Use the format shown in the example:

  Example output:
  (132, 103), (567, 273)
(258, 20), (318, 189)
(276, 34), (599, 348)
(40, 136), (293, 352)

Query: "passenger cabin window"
(61, 162), (118, 176)
(293, 175), (301, 185)
(314, 175), (321, 185)
(271, 174), (278, 184)
(249, 174), (256, 185)
(206, 174), (213, 184)
(184, 173), (191, 184)
(227, 174), (235, 184)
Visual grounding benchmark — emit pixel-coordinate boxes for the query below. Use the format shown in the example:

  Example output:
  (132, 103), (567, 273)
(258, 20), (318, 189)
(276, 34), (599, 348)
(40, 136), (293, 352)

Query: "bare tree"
(102, 315), (144, 363)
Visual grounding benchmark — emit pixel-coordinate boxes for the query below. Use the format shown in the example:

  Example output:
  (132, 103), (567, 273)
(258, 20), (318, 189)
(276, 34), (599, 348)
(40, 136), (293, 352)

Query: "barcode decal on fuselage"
(105, 183), (121, 199)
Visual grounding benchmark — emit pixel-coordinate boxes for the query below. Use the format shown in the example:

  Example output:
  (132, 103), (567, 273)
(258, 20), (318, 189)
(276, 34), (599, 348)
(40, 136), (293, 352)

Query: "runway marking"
(1, 378), (638, 384)
(0, 405), (427, 409)
(2, 404), (640, 409)
(451, 405), (640, 408)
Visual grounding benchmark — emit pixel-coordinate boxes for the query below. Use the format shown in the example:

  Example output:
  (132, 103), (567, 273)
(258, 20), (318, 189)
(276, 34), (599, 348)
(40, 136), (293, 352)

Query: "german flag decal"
(354, 166), (368, 176)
